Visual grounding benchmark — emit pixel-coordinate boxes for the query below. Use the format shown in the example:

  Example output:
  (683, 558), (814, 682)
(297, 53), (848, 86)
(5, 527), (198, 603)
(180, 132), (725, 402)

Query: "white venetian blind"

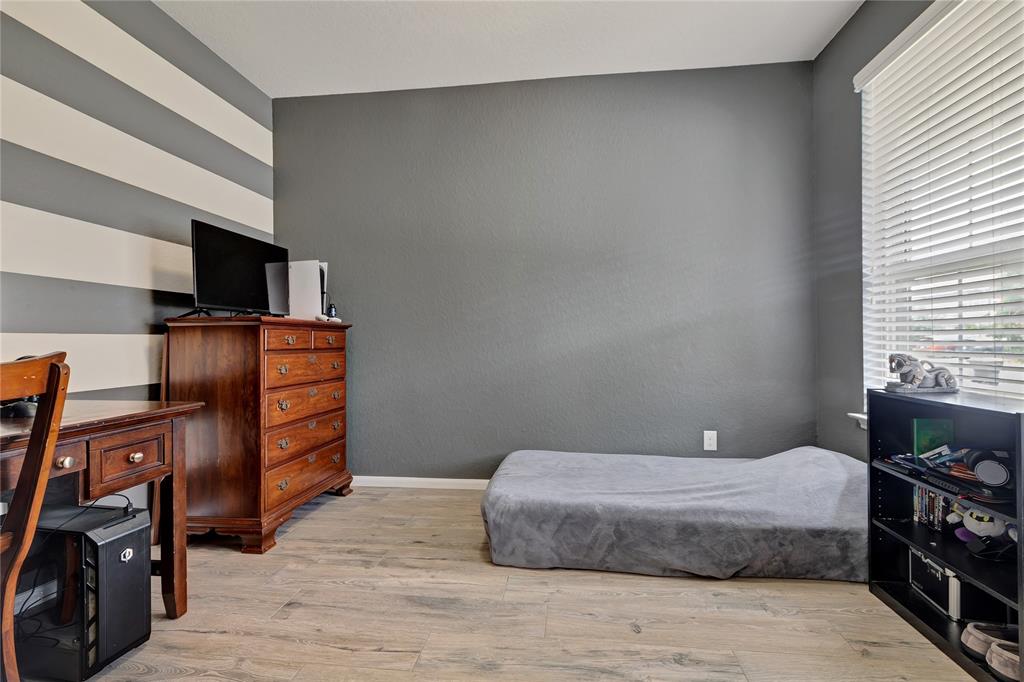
(861, 0), (1024, 400)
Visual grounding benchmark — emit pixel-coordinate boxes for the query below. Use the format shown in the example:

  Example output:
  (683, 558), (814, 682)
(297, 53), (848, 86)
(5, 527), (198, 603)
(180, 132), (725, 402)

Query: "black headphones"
(964, 449), (1013, 488)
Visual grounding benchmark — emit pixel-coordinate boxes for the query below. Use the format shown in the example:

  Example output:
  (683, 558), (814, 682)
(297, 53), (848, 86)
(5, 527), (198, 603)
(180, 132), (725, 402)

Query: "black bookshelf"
(867, 389), (1023, 682)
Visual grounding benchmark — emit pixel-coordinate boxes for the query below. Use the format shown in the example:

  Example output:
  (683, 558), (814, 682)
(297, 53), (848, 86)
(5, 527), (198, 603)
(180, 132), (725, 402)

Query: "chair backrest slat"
(1, 352), (68, 402)
(1, 352), (70, 682)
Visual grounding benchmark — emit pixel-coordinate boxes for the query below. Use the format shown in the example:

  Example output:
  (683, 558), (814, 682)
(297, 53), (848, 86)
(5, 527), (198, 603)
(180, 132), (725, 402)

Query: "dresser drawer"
(88, 422), (171, 497)
(265, 439), (346, 511)
(313, 330), (345, 350)
(266, 380), (346, 427)
(265, 409), (345, 469)
(265, 351), (345, 389)
(265, 328), (311, 350)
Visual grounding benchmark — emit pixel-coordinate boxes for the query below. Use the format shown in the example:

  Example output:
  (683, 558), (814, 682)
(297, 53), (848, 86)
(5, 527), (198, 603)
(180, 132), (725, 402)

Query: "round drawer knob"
(331, 390), (342, 400)
(326, 335), (336, 345)
(331, 420), (341, 431)
(307, 454), (316, 463)
(277, 479), (289, 491)
(307, 420), (317, 430)
(331, 453), (341, 464)
(128, 452), (144, 463)
(278, 438), (290, 450)
(309, 387), (319, 397)
(331, 361), (341, 370)
(284, 335), (296, 345)
(55, 456), (76, 469)
(278, 400), (290, 412)
(277, 364), (289, 375)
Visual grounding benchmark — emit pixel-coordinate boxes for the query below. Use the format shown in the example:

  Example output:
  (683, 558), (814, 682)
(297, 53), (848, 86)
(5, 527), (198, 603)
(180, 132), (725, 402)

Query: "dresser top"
(166, 315), (352, 330)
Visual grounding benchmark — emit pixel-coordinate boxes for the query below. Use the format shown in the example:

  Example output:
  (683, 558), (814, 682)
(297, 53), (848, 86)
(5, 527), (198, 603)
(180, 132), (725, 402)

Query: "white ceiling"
(157, 1), (862, 100)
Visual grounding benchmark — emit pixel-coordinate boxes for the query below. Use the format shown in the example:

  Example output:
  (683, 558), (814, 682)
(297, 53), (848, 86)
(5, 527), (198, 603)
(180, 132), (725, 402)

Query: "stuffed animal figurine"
(964, 510), (1007, 538)
(947, 504), (1007, 542)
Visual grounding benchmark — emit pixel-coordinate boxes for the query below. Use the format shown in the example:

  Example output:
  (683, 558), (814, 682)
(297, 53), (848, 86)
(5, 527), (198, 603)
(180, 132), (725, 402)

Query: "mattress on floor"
(481, 446), (867, 582)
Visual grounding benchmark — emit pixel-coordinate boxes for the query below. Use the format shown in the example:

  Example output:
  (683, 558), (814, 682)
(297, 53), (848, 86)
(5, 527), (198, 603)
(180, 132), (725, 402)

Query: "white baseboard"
(352, 476), (490, 490)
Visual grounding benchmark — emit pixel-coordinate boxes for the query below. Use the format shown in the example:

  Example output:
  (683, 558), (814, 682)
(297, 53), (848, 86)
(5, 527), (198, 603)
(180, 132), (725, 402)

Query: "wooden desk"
(0, 400), (202, 619)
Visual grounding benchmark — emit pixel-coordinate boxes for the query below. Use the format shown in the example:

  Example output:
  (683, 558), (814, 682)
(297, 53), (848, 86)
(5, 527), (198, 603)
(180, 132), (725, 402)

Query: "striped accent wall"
(0, 0), (273, 398)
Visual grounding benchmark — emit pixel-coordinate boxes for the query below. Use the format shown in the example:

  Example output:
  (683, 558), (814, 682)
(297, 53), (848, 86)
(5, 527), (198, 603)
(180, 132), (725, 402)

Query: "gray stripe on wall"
(1, 141), (274, 246)
(1, 15), (273, 199)
(85, 0), (272, 131)
(0, 272), (192, 335)
(69, 383), (161, 400)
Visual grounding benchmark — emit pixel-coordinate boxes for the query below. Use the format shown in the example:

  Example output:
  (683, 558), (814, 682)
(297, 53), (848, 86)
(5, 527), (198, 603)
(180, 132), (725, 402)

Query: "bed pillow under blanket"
(480, 446), (867, 582)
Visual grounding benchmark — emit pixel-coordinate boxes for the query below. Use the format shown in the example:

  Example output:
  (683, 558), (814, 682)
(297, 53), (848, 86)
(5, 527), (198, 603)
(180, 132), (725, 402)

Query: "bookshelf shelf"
(870, 581), (995, 681)
(872, 518), (1017, 608)
(867, 389), (1023, 682)
(871, 460), (1016, 524)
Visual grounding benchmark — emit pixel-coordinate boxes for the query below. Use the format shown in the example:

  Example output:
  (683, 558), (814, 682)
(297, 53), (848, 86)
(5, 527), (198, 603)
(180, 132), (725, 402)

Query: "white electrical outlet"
(703, 430), (718, 451)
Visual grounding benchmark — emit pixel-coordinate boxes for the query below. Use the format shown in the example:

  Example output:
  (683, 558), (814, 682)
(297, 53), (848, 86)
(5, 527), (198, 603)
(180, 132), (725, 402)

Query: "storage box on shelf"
(867, 389), (1023, 681)
(165, 316), (353, 553)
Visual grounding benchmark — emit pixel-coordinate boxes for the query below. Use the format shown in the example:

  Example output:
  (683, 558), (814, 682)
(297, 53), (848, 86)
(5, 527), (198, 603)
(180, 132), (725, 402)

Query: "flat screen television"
(192, 220), (289, 315)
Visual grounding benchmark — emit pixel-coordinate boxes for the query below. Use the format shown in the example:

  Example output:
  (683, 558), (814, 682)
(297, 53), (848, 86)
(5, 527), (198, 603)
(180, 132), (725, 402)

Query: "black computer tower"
(13, 505), (151, 681)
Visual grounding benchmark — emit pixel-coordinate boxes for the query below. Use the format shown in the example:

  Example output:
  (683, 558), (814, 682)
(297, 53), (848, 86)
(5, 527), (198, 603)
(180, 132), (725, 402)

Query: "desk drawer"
(266, 380), (345, 428)
(265, 410), (345, 469)
(88, 422), (171, 497)
(266, 328), (311, 350)
(265, 439), (346, 511)
(0, 440), (86, 487)
(265, 351), (345, 390)
(313, 330), (345, 350)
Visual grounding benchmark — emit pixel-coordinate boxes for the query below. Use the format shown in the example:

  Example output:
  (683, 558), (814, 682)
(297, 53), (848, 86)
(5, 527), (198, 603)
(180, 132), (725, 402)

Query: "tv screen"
(192, 220), (289, 314)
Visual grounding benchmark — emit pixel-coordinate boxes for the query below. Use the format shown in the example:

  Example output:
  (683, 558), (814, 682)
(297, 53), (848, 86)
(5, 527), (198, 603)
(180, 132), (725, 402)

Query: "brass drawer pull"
(331, 453), (341, 464)
(277, 364), (289, 375)
(284, 335), (296, 345)
(308, 387), (318, 397)
(326, 335), (336, 345)
(331, 390), (342, 400)
(277, 438), (290, 450)
(277, 479), (289, 491)
(330, 360), (341, 370)
(307, 420), (317, 430)
(56, 456), (76, 469)
(307, 454), (317, 463)
(128, 452), (145, 463)
(331, 420), (342, 431)
(278, 399), (290, 412)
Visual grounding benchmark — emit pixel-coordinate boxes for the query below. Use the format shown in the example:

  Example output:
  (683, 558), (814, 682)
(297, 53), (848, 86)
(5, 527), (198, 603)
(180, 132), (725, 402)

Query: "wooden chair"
(1, 353), (70, 682)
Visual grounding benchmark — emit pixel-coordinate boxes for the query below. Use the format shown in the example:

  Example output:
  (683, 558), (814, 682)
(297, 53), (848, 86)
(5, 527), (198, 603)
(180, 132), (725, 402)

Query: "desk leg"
(160, 417), (187, 618)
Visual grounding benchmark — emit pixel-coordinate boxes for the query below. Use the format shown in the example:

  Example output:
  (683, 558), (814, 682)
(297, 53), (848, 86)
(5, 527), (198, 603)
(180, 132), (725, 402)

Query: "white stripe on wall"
(1, 76), (273, 234)
(1, 0), (273, 166)
(0, 333), (163, 393)
(0, 201), (193, 293)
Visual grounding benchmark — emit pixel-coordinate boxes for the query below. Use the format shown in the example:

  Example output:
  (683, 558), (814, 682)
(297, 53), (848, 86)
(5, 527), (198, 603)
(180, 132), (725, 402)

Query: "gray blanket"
(481, 446), (867, 581)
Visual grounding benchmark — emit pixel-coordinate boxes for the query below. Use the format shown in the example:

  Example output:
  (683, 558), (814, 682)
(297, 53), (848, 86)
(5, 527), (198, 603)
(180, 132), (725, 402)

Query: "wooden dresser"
(165, 316), (352, 553)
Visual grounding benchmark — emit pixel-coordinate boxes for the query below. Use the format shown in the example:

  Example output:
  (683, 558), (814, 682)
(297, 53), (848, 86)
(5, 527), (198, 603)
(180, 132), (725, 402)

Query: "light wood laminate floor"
(95, 488), (969, 681)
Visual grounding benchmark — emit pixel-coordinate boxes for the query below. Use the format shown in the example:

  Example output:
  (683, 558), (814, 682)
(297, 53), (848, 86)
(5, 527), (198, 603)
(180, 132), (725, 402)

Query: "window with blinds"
(860, 0), (1024, 400)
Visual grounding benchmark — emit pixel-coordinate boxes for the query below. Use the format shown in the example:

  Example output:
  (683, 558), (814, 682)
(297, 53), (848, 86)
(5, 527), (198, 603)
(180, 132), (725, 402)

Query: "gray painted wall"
(810, 1), (930, 457)
(275, 64), (815, 478)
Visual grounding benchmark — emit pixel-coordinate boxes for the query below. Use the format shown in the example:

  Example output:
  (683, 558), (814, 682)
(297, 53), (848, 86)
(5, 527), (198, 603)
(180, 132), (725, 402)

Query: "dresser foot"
(329, 483), (353, 496)
(239, 529), (277, 554)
